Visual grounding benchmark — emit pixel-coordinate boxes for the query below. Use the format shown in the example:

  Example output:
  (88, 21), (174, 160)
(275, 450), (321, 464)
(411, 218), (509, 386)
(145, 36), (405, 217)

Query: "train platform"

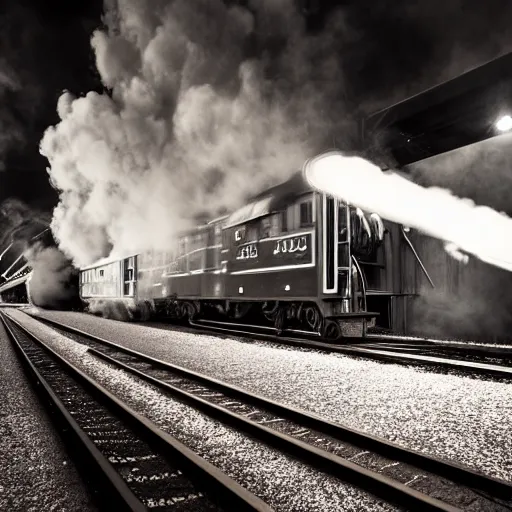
(0, 317), (97, 511)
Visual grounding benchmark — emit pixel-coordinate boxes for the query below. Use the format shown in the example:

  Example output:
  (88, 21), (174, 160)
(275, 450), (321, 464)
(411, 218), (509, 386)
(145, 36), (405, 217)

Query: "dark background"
(1, 0), (512, 258)
(2, 0), (512, 213)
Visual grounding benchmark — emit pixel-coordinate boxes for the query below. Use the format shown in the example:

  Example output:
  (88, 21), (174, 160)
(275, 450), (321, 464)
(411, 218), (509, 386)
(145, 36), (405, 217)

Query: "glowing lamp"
(496, 115), (512, 132)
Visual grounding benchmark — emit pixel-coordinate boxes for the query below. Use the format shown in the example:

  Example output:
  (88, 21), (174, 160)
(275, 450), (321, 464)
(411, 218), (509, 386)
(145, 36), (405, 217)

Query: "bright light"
(303, 150), (512, 274)
(496, 115), (512, 132)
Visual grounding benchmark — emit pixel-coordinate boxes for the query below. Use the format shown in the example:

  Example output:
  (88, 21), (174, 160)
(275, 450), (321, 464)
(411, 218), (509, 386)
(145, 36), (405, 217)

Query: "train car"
(79, 254), (142, 320)
(80, 168), (417, 339)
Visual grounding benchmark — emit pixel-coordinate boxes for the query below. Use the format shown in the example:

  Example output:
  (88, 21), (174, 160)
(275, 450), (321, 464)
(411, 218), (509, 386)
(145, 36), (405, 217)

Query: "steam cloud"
(41, 0), (356, 268)
(304, 152), (512, 274)
(24, 242), (80, 309)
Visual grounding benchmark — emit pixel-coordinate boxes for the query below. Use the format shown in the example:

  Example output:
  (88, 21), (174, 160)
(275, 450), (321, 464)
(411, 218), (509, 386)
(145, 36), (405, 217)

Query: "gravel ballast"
(0, 314), (97, 512)
(7, 309), (398, 512)
(20, 308), (512, 483)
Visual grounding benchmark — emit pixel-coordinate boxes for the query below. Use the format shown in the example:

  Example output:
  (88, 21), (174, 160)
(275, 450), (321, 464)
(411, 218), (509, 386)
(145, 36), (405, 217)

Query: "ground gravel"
(8, 309), (398, 512)
(21, 308), (512, 483)
(0, 312), (97, 512)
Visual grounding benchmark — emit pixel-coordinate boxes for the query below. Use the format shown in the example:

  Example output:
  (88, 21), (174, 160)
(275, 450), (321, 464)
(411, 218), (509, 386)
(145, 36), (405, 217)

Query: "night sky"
(1, 0), (512, 216)
(0, 0), (103, 213)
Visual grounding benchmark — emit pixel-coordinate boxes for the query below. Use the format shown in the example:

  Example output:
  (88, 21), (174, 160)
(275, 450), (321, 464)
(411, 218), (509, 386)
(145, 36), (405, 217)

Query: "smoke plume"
(41, 0), (357, 267)
(24, 242), (80, 309)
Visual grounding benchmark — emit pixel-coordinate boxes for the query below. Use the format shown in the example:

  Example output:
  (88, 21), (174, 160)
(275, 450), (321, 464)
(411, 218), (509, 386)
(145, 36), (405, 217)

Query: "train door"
(123, 256), (136, 297)
(322, 194), (353, 305)
(322, 194), (338, 295)
(338, 202), (353, 311)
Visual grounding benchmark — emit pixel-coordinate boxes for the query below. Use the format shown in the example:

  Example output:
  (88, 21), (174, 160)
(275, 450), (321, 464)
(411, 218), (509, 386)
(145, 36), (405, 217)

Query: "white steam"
(304, 152), (512, 273)
(41, 0), (352, 268)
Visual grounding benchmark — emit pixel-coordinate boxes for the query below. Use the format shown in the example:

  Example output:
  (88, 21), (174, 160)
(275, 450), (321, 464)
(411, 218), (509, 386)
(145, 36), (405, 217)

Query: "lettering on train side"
(236, 243), (258, 260)
(273, 236), (308, 255)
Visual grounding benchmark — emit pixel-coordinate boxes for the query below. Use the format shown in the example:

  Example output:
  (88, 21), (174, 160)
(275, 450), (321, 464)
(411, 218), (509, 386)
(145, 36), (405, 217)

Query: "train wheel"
(262, 301), (279, 322)
(303, 306), (321, 331)
(185, 301), (199, 323)
(175, 302), (187, 321)
(323, 319), (342, 341)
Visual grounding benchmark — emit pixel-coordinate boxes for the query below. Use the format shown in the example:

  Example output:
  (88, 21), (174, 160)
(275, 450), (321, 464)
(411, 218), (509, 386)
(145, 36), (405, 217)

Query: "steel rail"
(3, 313), (274, 512)
(190, 320), (512, 378)
(0, 312), (146, 512)
(357, 341), (512, 359)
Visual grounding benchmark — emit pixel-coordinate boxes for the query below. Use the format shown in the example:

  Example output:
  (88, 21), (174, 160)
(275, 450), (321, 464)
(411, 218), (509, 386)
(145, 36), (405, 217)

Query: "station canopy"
(364, 52), (512, 167)
(0, 272), (30, 293)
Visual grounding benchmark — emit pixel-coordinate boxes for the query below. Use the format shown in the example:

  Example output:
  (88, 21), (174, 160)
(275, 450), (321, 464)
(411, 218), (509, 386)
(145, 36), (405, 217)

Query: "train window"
(193, 233), (204, 251)
(178, 238), (186, 256)
(280, 211), (288, 232)
(222, 229), (231, 247)
(260, 213), (281, 238)
(299, 201), (313, 226)
(260, 217), (271, 238)
(246, 222), (259, 241)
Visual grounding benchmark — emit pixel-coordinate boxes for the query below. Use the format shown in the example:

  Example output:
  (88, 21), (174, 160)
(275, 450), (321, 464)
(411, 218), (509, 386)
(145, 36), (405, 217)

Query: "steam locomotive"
(78, 169), (415, 339)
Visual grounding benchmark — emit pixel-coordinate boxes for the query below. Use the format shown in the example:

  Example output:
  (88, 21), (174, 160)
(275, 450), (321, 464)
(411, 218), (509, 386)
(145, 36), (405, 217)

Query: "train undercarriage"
(152, 297), (374, 340)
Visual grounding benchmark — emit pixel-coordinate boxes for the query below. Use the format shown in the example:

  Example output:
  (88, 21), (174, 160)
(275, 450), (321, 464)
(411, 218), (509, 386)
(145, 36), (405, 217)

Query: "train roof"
(224, 172), (311, 228)
(79, 253), (139, 272)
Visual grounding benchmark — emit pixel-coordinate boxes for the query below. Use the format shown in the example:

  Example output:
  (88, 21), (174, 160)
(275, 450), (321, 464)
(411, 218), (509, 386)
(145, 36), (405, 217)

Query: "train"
(77, 167), (422, 340)
(3, 54), (509, 342)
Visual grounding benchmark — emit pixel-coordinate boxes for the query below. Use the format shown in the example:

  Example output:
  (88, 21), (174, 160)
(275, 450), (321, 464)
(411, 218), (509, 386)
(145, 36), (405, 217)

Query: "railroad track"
(13, 313), (512, 512)
(15, 306), (512, 378)
(188, 319), (512, 379)
(0, 312), (272, 512)
(354, 339), (512, 366)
